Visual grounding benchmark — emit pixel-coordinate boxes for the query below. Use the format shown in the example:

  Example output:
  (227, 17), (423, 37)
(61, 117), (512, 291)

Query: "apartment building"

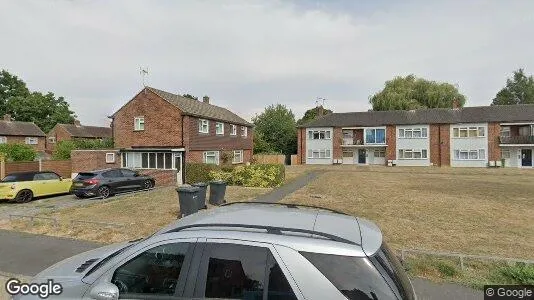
(297, 105), (534, 168)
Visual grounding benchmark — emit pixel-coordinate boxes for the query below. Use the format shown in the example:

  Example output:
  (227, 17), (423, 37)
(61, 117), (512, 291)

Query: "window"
(308, 130), (331, 140)
(454, 149), (486, 160)
(500, 126), (511, 137)
(374, 149), (386, 158)
(519, 126), (531, 136)
(34, 172), (60, 181)
(199, 119), (209, 133)
(300, 252), (398, 300)
(123, 152), (174, 169)
(48, 136), (56, 144)
(134, 117), (145, 131)
(25, 137), (38, 145)
(215, 122), (224, 135)
(105, 153), (115, 163)
(452, 126), (485, 138)
(112, 243), (190, 297)
(203, 151), (219, 165)
(365, 128), (386, 144)
(307, 149), (331, 159)
(233, 150), (243, 164)
(0, 136), (6, 144)
(102, 170), (122, 178)
(120, 169), (137, 177)
(230, 124), (237, 136)
(201, 243), (296, 300)
(398, 149), (428, 159)
(501, 149), (511, 159)
(241, 126), (247, 137)
(398, 127), (428, 138)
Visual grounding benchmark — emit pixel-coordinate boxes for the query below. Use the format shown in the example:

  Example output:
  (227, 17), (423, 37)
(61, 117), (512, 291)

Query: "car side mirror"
(89, 282), (119, 300)
(59, 176), (63, 181)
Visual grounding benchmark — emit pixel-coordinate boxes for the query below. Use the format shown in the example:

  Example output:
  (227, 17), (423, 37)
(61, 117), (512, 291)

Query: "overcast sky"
(1, 0), (533, 126)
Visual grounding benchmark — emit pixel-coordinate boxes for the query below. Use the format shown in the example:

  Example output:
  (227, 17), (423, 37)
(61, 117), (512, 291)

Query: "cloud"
(1, 0), (533, 126)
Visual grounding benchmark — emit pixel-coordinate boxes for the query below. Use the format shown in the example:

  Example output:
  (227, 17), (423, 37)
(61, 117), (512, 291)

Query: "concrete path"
(254, 170), (323, 203)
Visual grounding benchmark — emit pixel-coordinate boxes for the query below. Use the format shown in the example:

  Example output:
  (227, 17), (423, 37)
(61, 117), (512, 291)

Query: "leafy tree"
(370, 75), (467, 111)
(253, 131), (275, 154)
(52, 138), (114, 160)
(297, 106), (333, 125)
(182, 94), (198, 100)
(0, 70), (30, 114)
(252, 104), (297, 155)
(492, 69), (534, 105)
(0, 144), (36, 161)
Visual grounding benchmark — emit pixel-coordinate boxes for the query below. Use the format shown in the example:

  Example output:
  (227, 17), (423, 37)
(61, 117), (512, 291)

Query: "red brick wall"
(186, 116), (253, 151)
(5, 136), (45, 152)
(353, 129), (364, 144)
(385, 125), (396, 162)
(113, 89), (183, 148)
(138, 169), (176, 186)
(429, 125), (441, 166)
(71, 150), (121, 174)
(488, 122), (501, 162)
(46, 125), (72, 152)
(439, 125), (450, 166)
(296, 128), (303, 164)
(333, 127), (342, 160)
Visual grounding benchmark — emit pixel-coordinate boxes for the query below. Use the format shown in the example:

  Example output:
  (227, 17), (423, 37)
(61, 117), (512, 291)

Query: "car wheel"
(98, 186), (111, 199)
(14, 189), (33, 203)
(143, 179), (153, 190)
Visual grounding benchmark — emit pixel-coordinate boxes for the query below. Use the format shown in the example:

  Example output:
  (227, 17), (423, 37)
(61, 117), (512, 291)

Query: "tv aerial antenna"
(139, 67), (149, 87)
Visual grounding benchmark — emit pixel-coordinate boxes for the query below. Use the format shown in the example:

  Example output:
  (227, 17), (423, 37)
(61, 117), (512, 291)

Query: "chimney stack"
(3, 114), (11, 121)
(203, 96), (210, 104)
(452, 99), (460, 109)
(74, 119), (81, 126)
(317, 106), (324, 118)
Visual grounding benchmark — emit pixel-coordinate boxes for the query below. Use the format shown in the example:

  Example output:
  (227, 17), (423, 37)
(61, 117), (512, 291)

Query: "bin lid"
(192, 182), (208, 187)
(210, 180), (226, 184)
(176, 186), (200, 192)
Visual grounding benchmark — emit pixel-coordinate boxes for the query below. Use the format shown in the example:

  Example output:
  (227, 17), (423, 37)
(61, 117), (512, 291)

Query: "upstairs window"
(452, 126), (485, 138)
(48, 136), (56, 143)
(199, 119), (209, 133)
(365, 128), (386, 144)
(25, 137), (38, 145)
(500, 126), (511, 137)
(230, 124), (237, 136)
(399, 128), (428, 138)
(134, 117), (145, 131)
(0, 136), (6, 144)
(308, 130), (331, 140)
(215, 122), (224, 135)
(241, 126), (247, 137)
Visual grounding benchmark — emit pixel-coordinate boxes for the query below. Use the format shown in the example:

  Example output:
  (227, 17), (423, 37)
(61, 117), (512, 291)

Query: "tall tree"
(182, 94), (198, 100)
(370, 75), (467, 111)
(491, 69), (534, 105)
(252, 104), (297, 155)
(0, 70), (30, 114)
(297, 106), (333, 125)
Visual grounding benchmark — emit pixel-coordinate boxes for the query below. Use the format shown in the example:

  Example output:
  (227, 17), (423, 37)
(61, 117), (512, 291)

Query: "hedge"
(185, 163), (222, 184)
(185, 163), (285, 188)
(0, 144), (37, 161)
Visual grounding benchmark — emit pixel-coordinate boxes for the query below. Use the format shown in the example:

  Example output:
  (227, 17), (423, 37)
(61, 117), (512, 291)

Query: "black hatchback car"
(70, 168), (155, 199)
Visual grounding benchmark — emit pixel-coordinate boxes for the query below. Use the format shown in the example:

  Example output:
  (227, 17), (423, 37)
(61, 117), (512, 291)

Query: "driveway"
(0, 194), (101, 220)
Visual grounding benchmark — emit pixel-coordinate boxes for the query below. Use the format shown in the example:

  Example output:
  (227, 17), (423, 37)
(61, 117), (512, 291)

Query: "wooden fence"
(253, 154), (285, 165)
(2, 159), (72, 178)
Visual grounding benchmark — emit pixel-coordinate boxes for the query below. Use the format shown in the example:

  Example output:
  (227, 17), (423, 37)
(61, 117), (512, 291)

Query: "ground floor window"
(204, 151), (220, 165)
(307, 149), (331, 159)
(122, 152), (174, 169)
(233, 150), (243, 164)
(398, 149), (428, 159)
(374, 149), (386, 157)
(501, 149), (511, 159)
(453, 149), (486, 160)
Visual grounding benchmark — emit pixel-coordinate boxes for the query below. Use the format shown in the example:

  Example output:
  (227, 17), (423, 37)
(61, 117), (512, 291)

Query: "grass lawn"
(0, 185), (271, 244)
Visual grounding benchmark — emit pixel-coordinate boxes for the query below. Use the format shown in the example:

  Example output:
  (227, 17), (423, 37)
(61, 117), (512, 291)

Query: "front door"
(358, 149), (366, 164)
(174, 153), (183, 185)
(521, 149), (532, 167)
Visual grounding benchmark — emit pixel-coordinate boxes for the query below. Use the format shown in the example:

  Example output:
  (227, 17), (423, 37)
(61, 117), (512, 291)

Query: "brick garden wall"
(71, 150), (120, 175)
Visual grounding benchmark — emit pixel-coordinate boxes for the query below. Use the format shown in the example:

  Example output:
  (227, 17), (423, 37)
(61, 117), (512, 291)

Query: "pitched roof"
(299, 105), (534, 127)
(58, 124), (112, 138)
(0, 120), (45, 136)
(146, 87), (252, 126)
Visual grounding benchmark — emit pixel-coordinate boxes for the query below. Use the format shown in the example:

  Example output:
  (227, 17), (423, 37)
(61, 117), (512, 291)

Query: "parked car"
(70, 168), (155, 199)
(0, 171), (72, 203)
(18, 202), (416, 300)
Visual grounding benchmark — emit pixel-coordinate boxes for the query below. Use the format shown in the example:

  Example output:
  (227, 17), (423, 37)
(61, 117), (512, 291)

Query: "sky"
(1, 0), (533, 126)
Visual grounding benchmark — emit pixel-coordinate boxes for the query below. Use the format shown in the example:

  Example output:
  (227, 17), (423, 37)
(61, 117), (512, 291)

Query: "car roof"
(156, 202), (383, 255)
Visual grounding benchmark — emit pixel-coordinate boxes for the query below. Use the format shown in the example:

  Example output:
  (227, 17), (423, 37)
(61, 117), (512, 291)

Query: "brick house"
(297, 105), (534, 168)
(110, 86), (253, 184)
(0, 114), (46, 154)
(46, 120), (112, 152)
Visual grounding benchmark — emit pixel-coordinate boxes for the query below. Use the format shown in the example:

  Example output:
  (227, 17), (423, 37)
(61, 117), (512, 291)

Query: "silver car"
(15, 202), (416, 300)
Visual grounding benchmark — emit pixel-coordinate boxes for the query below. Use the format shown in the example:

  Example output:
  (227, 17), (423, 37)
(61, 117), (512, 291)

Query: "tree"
(297, 106), (333, 125)
(252, 104), (297, 155)
(0, 144), (36, 161)
(52, 138), (114, 160)
(253, 131), (275, 154)
(370, 75), (467, 111)
(182, 94), (198, 100)
(0, 70), (30, 114)
(491, 69), (534, 105)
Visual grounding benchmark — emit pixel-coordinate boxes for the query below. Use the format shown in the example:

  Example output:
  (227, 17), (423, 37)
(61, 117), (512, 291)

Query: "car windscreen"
(74, 173), (97, 181)
(300, 251), (398, 300)
(1, 173), (33, 182)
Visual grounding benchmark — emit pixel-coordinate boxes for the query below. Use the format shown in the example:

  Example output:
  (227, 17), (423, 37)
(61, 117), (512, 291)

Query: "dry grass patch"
(0, 185), (271, 244)
(281, 169), (534, 259)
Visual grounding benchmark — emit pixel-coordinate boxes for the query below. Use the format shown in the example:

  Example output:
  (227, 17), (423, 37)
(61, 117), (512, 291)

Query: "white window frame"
(501, 149), (511, 159)
(230, 124), (237, 136)
(374, 149), (386, 158)
(48, 136), (56, 144)
(453, 149), (486, 160)
(203, 151), (220, 165)
(105, 153), (115, 163)
(307, 149), (331, 159)
(365, 128), (386, 144)
(241, 126), (247, 137)
(134, 116), (145, 131)
(500, 126), (511, 137)
(199, 119), (209, 134)
(398, 127), (428, 138)
(452, 126), (485, 138)
(122, 152), (174, 169)
(215, 122), (224, 135)
(307, 130), (332, 140)
(25, 137), (38, 145)
(232, 150), (243, 164)
(398, 149), (428, 160)
(0, 136), (6, 144)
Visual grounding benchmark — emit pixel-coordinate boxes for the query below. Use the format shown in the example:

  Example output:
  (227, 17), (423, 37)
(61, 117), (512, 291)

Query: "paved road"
(254, 170), (323, 203)
(0, 229), (481, 299)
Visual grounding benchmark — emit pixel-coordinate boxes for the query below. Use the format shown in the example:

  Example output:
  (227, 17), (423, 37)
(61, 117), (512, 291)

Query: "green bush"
(436, 261), (459, 278)
(0, 144), (37, 161)
(185, 163), (221, 184)
(209, 164), (285, 188)
(494, 263), (534, 285)
(52, 138), (114, 160)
